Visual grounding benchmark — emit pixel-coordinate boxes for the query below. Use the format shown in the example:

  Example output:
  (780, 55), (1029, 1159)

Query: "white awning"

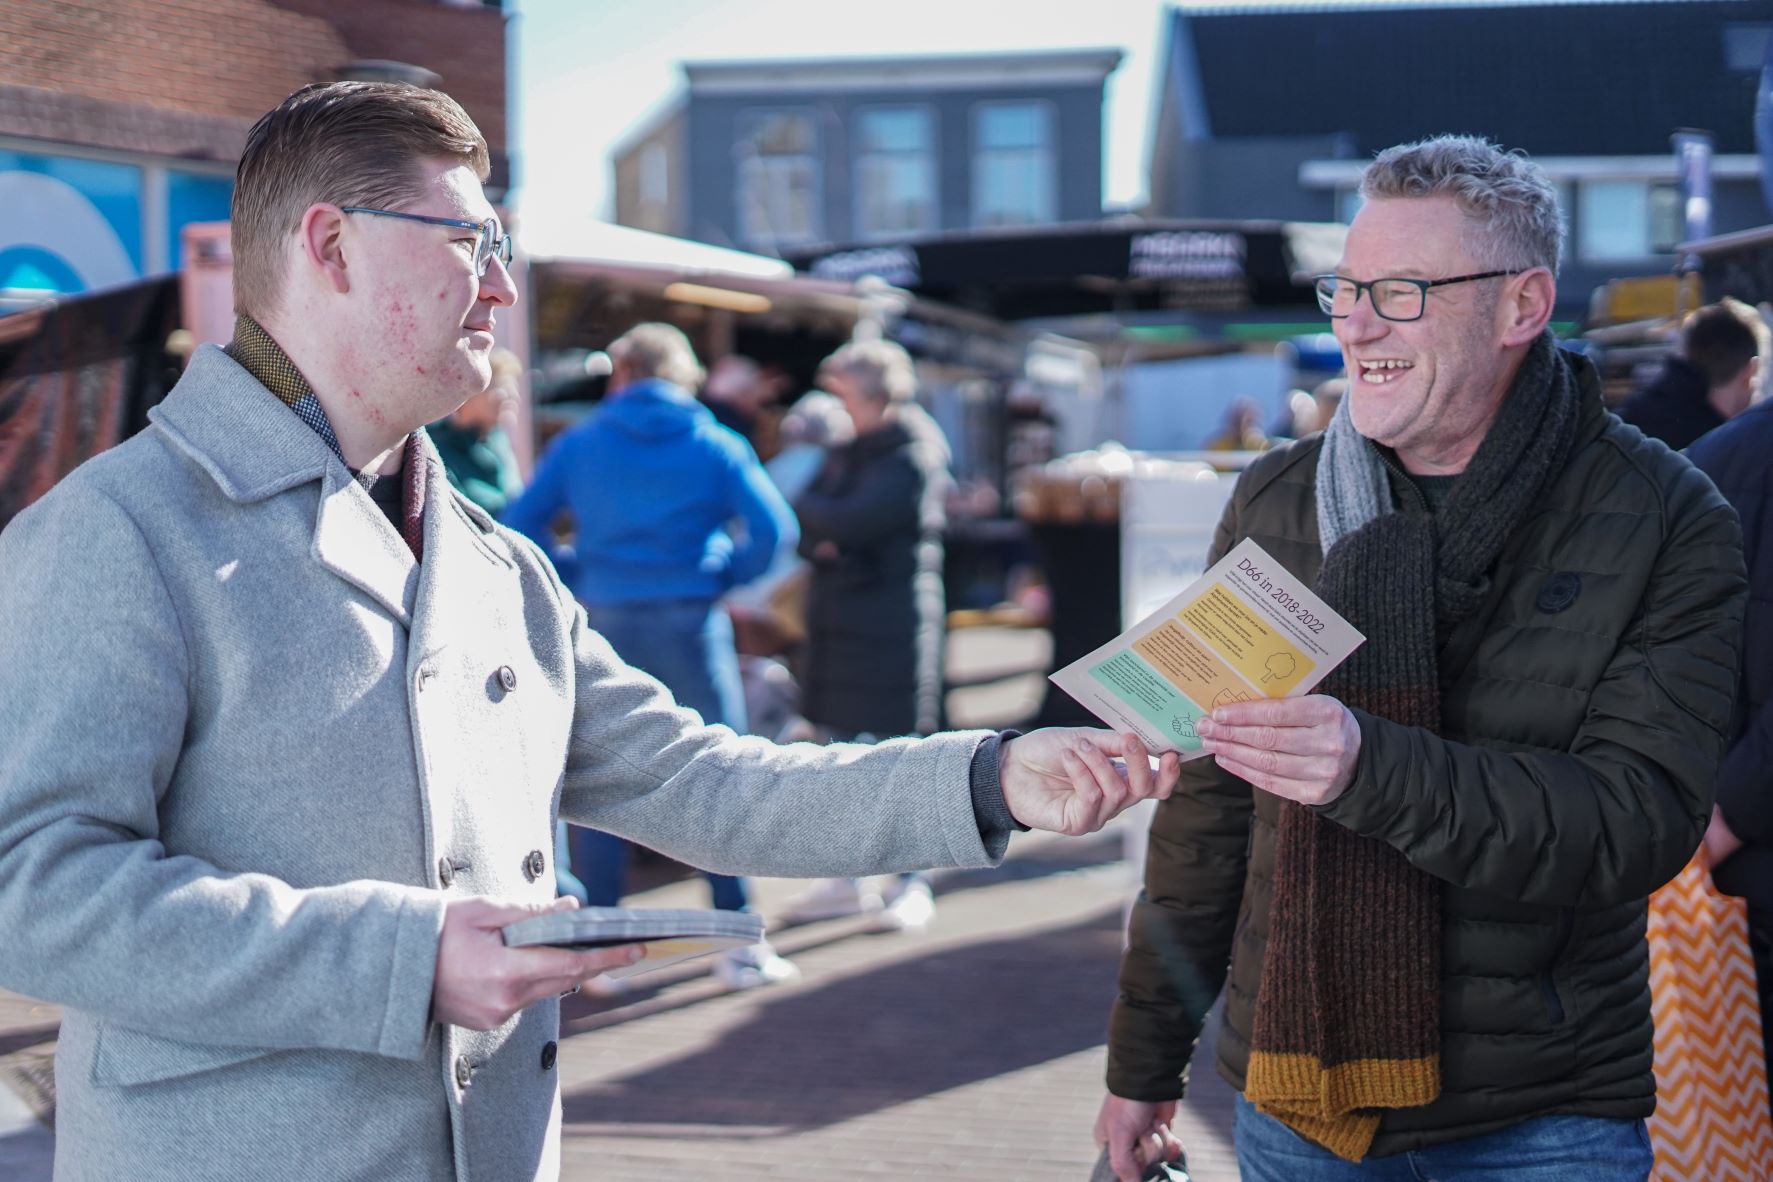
(515, 212), (791, 280)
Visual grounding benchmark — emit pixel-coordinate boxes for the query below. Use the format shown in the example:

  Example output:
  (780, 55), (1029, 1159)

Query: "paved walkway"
(0, 814), (1238, 1180)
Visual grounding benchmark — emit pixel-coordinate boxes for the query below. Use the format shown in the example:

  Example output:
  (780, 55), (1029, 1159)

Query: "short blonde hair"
(232, 81), (490, 319)
(821, 339), (916, 406)
(609, 323), (705, 390)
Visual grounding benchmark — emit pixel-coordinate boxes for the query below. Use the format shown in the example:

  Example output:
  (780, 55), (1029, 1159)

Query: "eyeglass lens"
(1316, 277), (1425, 321)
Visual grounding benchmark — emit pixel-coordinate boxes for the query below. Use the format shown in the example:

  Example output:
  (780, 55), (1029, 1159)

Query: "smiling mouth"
(1358, 359), (1413, 384)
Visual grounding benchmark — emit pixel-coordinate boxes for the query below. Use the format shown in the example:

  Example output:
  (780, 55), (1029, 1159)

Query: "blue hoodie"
(503, 377), (796, 605)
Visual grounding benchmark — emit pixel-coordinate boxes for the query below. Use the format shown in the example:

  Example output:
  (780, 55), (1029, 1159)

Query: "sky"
(511, 0), (1175, 234)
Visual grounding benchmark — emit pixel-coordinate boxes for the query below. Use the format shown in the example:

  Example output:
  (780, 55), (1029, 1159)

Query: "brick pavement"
(553, 819), (1240, 1181)
(0, 817), (1240, 1180)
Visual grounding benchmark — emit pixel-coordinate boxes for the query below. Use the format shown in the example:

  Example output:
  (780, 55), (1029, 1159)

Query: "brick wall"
(274, 0), (508, 157)
(0, 0), (507, 174)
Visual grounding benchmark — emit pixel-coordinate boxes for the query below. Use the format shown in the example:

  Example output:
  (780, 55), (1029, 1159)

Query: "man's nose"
(480, 254), (519, 308)
(1335, 289), (1386, 344)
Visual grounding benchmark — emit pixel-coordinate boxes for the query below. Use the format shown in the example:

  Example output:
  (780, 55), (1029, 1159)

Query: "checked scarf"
(1241, 331), (1579, 1160)
(226, 316), (428, 560)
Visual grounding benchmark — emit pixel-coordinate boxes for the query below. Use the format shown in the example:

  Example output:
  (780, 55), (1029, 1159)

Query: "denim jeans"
(1234, 1095), (1654, 1182)
(569, 598), (749, 912)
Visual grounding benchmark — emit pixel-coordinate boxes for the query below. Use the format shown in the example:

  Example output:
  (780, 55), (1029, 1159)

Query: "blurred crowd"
(435, 326), (961, 990)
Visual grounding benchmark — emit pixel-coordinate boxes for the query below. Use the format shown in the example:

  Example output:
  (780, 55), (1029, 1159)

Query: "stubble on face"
(355, 161), (504, 433)
(1335, 196), (1513, 475)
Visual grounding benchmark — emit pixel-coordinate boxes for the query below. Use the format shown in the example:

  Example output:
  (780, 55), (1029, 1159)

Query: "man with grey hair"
(1094, 135), (1746, 1180)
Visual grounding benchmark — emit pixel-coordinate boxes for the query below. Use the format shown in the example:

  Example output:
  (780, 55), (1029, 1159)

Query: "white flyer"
(1049, 537), (1366, 759)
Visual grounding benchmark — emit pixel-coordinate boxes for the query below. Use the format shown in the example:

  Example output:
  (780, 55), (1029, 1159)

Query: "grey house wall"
(679, 83), (1106, 252)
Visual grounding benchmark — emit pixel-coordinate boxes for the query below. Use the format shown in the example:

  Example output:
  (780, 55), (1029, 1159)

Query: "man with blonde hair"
(1095, 135), (1746, 1181)
(505, 321), (799, 991)
(0, 82), (1179, 1182)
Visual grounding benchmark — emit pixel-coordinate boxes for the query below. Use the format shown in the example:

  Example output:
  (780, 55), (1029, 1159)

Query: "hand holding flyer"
(1050, 539), (1364, 759)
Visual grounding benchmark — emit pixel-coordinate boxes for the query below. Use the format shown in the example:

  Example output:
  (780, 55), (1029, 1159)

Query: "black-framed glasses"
(1314, 270), (1520, 322)
(340, 206), (513, 276)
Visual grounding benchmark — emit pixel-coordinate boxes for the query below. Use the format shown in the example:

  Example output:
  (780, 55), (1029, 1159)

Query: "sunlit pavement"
(0, 626), (1245, 1179)
(552, 813), (1240, 1181)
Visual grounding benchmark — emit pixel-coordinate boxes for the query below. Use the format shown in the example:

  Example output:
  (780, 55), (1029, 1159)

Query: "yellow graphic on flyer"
(1133, 622), (1258, 713)
(1175, 584), (1313, 697)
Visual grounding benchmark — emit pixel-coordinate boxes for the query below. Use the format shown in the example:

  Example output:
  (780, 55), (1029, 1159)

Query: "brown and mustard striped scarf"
(1243, 331), (1578, 1160)
(226, 316), (428, 560)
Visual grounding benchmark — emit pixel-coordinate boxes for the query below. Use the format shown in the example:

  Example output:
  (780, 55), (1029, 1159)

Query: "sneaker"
(578, 973), (632, 1000)
(870, 880), (935, 933)
(713, 942), (801, 992)
(776, 877), (881, 924)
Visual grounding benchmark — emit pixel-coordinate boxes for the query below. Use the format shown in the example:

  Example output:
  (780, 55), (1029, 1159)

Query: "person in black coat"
(1689, 394), (1773, 1112)
(781, 339), (954, 932)
(1617, 297), (1767, 450)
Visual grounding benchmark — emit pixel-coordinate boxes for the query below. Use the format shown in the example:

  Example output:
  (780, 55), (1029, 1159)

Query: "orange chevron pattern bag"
(1645, 857), (1773, 1181)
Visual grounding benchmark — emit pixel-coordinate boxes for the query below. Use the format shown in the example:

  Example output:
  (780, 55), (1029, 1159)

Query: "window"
(1724, 23), (1773, 72)
(735, 110), (820, 251)
(633, 141), (669, 231)
(1578, 179), (1683, 261)
(854, 107), (936, 239)
(971, 102), (1055, 228)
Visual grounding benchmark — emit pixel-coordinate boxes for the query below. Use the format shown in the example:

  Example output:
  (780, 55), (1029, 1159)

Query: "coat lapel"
(311, 465), (419, 628)
(406, 437), (515, 674)
(152, 345), (419, 626)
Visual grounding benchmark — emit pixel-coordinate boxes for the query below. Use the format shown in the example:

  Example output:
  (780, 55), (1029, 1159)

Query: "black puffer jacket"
(1108, 357), (1746, 1154)
(796, 407), (950, 738)
(1615, 356), (1724, 451)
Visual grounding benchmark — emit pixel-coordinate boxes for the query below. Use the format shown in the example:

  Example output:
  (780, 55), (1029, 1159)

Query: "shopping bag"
(1645, 856), (1773, 1181)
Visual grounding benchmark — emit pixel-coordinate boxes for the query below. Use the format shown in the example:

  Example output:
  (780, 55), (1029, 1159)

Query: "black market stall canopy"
(788, 219), (1347, 323)
(525, 221), (1080, 387)
(1681, 223), (1773, 308)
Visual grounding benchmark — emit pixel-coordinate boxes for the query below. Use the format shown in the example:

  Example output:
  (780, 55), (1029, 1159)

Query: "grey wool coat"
(0, 346), (1000, 1182)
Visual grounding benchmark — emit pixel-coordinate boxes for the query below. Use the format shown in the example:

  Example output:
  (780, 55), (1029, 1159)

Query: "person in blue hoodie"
(504, 322), (801, 991)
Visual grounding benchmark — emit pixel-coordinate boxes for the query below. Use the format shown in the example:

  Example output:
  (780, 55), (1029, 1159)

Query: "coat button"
(454, 1054), (473, 1089)
(523, 849), (546, 882)
(498, 665), (517, 692)
(540, 1040), (558, 1071)
(437, 857), (454, 888)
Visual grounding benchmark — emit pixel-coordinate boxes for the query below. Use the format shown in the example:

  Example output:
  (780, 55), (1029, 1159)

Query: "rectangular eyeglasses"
(1314, 270), (1520, 322)
(340, 206), (514, 276)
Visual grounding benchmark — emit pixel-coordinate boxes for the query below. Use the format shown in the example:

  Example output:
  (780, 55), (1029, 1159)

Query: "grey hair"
(1361, 136), (1564, 276)
(821, 339), (917, 405)
(609, 323), (706, 390)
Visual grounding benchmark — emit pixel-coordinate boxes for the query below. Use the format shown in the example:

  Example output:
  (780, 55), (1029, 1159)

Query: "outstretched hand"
(999, 728), (1180, 836)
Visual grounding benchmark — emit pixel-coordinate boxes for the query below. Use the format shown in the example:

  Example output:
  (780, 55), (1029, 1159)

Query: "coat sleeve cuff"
(969, 730), (1029, 859)
(375, 889), (449, 1061)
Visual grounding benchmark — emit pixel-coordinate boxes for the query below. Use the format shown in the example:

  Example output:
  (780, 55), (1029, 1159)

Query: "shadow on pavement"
(561, 901), (1126, 1134)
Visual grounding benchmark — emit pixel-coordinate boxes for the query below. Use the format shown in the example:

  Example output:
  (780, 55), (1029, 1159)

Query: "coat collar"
(150, 346), (511, 630)
(149, 345), (336, 504)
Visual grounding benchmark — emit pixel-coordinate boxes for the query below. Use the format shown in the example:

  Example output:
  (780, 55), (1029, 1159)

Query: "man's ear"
(298, 205), (352, 294)
(1498, 267), (1556, 348)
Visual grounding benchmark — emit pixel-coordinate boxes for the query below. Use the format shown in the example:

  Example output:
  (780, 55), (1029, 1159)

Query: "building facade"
(612, 49), (1121, 256)
(1147, 0), (1773, 318)
(0, 0), (510, 304)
